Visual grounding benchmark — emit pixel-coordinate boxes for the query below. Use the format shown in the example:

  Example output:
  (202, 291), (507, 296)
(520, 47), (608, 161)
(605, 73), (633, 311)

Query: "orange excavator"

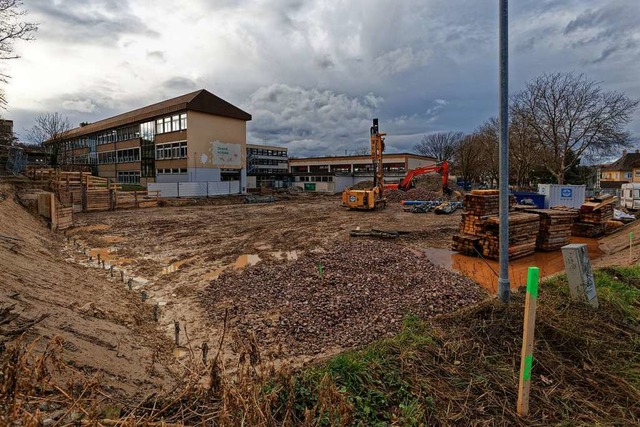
(385, 161), (451, 194)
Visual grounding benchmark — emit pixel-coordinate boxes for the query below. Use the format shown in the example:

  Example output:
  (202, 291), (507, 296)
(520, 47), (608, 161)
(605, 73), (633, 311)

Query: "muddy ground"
(63, 194), (470, 370)
(4, 182), (640, 398)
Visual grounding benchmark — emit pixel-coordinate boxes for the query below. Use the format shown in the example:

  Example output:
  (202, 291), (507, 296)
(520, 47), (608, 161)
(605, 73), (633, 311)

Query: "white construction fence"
(148, 181), (241, 198)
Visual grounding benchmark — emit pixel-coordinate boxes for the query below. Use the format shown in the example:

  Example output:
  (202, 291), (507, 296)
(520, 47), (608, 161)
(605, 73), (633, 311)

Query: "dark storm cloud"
(565, 1), (640, 63)
(245, 84), (383, 156)
(162, 77), (198, 91)
(28, 0), (159, 44)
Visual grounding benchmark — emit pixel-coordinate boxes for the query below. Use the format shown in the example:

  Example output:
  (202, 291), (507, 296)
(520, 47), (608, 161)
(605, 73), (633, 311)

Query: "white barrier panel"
(208, 181), (230, 196)
(178, 182), (208, 197)
(149, 181), (240, 198)
(148, 183), (179, 198)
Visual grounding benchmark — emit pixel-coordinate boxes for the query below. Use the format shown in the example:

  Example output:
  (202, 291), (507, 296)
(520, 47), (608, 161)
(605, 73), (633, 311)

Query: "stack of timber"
(453, 190), (515, 256)
(572, 194), (616, 238)
(482, 213), (540, 259)
(451, 234), (483, 256)
(523, 208), (579, 251)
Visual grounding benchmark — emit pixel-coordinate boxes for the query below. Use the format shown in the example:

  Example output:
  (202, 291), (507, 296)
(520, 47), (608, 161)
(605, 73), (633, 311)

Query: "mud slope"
(0, 185), (175, 397)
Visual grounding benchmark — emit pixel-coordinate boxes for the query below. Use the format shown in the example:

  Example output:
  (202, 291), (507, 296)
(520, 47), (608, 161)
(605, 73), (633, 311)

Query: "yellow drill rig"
(341, 118), (387, 210)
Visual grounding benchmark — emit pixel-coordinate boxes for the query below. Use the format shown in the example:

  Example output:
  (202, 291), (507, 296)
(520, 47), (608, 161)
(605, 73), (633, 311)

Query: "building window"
(117, 171), (141, 184)
(180, 113), (187, 130)
(155, 141), (187, 160)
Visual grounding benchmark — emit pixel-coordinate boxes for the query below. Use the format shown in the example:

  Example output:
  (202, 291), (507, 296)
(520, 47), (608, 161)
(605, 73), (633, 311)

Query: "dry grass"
(2, 266), (640, 426)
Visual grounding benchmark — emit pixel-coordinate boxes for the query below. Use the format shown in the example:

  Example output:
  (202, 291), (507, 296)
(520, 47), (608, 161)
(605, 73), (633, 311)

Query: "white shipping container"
(537, 184), (586, 209)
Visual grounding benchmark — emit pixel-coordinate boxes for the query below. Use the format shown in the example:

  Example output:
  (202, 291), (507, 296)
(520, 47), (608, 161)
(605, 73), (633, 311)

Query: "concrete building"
(246, 143), (289, 189)
(289, 153), (437, 193)
(47, 89), (251, 187)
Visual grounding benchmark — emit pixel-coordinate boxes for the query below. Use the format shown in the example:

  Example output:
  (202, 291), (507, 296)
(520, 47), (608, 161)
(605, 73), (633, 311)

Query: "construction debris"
(244, 195), (276, 204)
(200, 240), (486, 355)
(349, 229), (405, 238)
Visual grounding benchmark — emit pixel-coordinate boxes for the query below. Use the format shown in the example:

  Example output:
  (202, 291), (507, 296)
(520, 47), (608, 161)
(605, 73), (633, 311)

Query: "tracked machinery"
(384, 161), (452, 194)
(341, 118), (387, 210)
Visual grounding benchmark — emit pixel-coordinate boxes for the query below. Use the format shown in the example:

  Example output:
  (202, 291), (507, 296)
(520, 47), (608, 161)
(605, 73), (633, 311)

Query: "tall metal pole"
(498, 0), (510, 303)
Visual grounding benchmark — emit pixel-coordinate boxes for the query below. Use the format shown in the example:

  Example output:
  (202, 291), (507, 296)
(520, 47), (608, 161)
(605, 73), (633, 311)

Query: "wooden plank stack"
(572, 194), (616, 238)
(452, 234), (483, 256)
(482, 213), (540, 259)
(522, 208), (579, 251)
(453, 190), (526, 258)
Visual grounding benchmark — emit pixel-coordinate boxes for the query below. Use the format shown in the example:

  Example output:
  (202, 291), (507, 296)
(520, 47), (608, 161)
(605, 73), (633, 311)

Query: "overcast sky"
(3, 0), (640, 156)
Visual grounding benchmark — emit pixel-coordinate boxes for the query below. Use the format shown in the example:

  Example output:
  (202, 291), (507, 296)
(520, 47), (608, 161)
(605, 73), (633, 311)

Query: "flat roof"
(289, 153), (437, 163)
(247, 143), (288, 151)
(57, 89), (251, 141)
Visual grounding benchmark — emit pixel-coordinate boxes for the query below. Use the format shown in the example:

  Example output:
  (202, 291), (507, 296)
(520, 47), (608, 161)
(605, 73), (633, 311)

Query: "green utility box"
(304, 183), (316, 191)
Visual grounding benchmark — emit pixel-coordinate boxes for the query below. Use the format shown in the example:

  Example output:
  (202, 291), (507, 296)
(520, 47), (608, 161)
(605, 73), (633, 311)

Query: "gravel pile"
(200, 241), (486, 355)
(385, 188), (441, 203)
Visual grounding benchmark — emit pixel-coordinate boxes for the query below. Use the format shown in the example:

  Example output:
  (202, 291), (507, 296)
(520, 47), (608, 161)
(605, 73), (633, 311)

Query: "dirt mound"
(200, 240), (486, 355)
(0, 182), (174, 397)
(385, 188), (442, 203)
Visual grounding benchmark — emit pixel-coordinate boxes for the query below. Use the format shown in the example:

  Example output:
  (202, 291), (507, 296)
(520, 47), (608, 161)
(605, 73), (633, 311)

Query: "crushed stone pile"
(385, 188), (441, 203)
(200, 241), (486, 355)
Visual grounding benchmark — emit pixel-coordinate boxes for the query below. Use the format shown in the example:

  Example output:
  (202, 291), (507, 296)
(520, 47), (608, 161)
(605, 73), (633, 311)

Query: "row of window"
(97, 125), (141, 145)
(247, 148), (287, 157)
(155, 141), (187, 160)
(252, 159), (288, 166)
(156, 114), (187, 135)
(98, 148), (141, 164)
(117, 171), (141, 184)
(296, 176), (334, 182)
(249, 168), (289, 175)
(157, 168), (187, 175)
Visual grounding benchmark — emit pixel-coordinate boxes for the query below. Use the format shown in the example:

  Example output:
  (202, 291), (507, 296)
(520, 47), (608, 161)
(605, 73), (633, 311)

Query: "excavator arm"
(388, 161), (450, 192)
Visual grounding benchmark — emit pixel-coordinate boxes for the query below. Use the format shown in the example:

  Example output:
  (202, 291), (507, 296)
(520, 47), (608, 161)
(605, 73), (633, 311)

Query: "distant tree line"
(414, 72), (640, 187)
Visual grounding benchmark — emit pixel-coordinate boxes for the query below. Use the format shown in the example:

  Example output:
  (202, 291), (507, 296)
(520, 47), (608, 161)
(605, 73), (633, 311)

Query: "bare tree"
(1, 0), (37, 106)
(413, 131), (464, 161)
(512, 72), (639, 184)
(352, 146), (370, 156)
(27, 112), (71, 167)
(455, 134), (484, 183)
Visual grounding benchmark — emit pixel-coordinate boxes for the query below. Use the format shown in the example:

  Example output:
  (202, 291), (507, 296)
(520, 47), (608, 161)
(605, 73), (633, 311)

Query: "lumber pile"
(453, 191), (524, 258)
(451, 234), (483, 256)
(572, 194), (616, 238)
(481, 213), (540, 259)
(523, 208), (579, 251)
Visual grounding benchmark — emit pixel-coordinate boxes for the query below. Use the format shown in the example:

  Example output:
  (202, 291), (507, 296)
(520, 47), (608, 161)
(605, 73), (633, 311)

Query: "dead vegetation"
(3, 265), (640, 426)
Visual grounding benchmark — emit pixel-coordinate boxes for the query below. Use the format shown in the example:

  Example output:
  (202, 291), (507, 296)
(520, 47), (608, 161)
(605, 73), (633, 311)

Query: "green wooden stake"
(517, 267), (539, 417)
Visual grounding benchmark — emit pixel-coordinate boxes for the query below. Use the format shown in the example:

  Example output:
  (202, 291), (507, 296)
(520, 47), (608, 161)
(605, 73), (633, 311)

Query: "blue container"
(512, 192), (546, 209)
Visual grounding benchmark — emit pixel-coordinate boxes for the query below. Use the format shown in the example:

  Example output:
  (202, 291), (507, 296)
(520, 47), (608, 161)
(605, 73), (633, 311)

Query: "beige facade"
(47, 89), (251, 187)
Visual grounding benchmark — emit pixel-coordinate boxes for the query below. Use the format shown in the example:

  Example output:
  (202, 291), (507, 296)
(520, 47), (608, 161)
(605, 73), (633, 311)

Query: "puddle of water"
(162, 256), (199, 275)
(87, 247), (132, 265)
(204, 254), (262, 280)
(426, 237), (602, 293)
(89, 248), (113, 261)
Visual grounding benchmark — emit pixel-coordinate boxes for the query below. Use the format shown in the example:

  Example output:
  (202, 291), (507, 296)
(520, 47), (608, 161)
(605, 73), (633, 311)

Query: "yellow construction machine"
(341, 118), (387, 210)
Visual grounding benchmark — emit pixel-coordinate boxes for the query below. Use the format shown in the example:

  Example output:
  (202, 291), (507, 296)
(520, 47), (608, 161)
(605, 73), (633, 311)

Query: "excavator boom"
(388, 161), (450, 192)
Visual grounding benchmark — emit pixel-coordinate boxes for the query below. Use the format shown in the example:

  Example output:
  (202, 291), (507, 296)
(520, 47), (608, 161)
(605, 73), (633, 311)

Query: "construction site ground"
(3, 182), (640, 407)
